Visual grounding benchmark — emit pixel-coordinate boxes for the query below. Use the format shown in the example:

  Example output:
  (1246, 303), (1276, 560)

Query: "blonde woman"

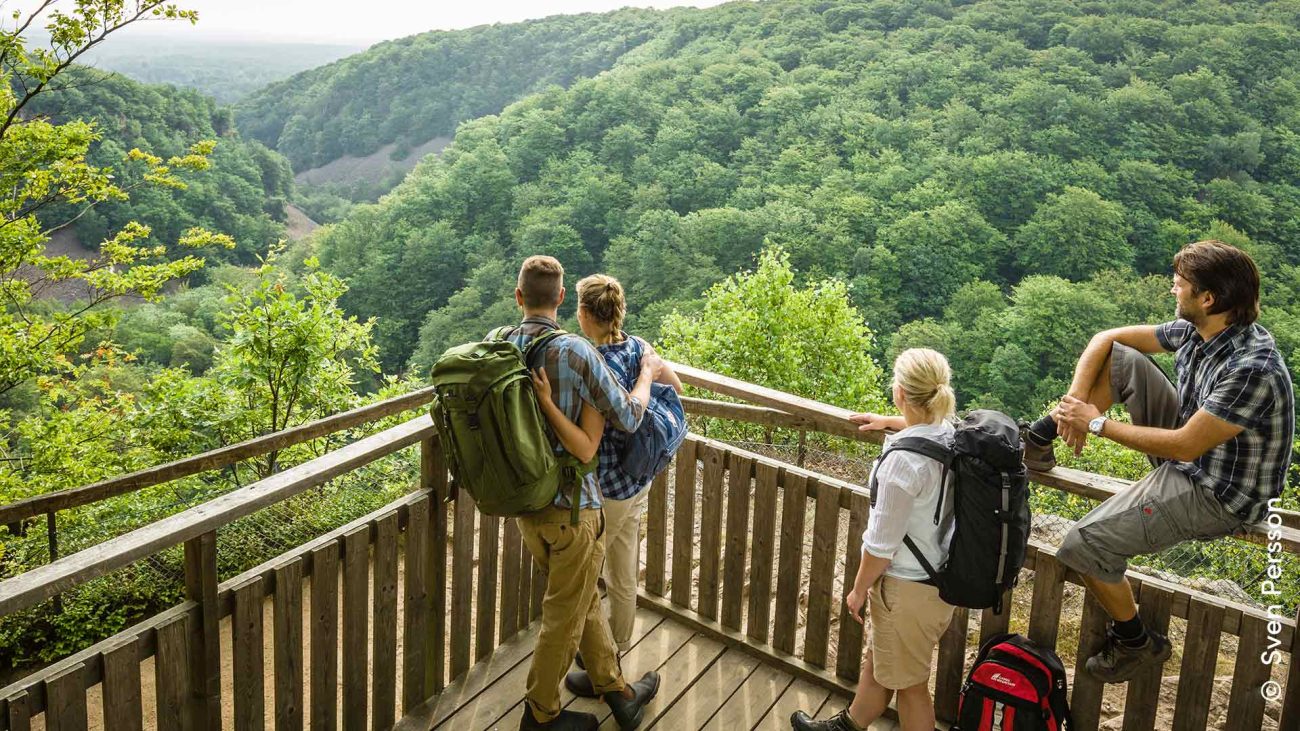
(791, 349), (957, 731)
(530, 274), (682, 694)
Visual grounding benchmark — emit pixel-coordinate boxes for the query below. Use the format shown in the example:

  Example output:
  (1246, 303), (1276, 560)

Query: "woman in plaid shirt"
(531, 274), (682, 682)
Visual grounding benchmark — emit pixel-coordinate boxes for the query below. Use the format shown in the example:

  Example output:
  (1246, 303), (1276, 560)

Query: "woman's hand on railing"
(848, 412), (905, 432)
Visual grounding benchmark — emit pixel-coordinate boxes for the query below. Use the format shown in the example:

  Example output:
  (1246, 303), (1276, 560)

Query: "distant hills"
(81, 36), (367, 104)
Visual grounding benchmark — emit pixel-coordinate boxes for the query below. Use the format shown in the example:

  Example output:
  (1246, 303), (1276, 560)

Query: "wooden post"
(183, 531), (221, 731)
(46, 511), (62, 614)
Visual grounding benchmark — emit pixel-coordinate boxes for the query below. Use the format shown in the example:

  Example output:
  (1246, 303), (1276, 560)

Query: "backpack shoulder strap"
(522, 328), (570, 369)
(487, 325), (515, 342)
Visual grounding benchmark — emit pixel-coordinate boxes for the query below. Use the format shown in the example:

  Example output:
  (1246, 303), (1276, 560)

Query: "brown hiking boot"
(1085, 627), (1172, 683)
(790, 709), (863, 731)
(1020, 424), (1056, 472)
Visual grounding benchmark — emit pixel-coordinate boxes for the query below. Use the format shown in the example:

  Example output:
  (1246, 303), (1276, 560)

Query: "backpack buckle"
(467, 412), (480, 430)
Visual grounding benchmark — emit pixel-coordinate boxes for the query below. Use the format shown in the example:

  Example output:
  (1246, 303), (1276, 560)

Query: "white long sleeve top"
(862, 421), (956, 582)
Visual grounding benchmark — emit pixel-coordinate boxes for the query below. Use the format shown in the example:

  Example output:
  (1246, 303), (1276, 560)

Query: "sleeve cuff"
(862, 544), (896, 560)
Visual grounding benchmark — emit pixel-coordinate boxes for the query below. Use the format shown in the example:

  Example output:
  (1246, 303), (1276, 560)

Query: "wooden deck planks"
(754, 677), (832, 731)
(653, 647), (760, 729)
(700, 662), (793, 731)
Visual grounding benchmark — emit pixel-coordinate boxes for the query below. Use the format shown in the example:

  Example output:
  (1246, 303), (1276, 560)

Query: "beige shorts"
(868, 574), (955, 690)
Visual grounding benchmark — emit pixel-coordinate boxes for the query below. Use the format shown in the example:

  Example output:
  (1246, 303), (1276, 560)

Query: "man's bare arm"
(1057, 396), (1244, 462)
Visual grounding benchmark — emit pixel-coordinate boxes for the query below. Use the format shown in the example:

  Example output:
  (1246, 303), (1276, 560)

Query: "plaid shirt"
(595, 334), (654, 501)
(1156, 319), (1295, 523)
(504, 316), (646, 510)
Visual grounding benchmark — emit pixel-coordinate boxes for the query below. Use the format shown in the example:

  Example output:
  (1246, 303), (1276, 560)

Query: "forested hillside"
(27, 68), (294, 266)
(235, 8), (673, 172)
(307, 0), (1300, 412)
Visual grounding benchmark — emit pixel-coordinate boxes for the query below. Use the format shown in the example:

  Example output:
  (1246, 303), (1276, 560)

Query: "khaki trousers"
(601, 489), (649, 653)
(516, 506), (625, 721)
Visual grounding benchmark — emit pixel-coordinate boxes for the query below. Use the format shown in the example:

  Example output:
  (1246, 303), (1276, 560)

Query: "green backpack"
(429, 326), (592, 522)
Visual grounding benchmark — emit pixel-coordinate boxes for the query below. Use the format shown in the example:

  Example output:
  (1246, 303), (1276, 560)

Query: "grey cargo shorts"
(1055, 343), (1246, 583)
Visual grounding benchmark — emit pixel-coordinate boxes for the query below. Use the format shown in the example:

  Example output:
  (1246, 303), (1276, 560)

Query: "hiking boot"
(790, 709), (862, 731)
(1084, 627), (1172, 683)
(519, 705), (599, 730)
(565, 669), (598, 698)
(603, 671), (661, 730)
(1020, 424), (1056, 472)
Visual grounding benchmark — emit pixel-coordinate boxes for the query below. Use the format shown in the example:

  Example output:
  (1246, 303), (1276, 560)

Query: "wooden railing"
(1, 365), (1297, 730)
(640, 432), (1298, 730)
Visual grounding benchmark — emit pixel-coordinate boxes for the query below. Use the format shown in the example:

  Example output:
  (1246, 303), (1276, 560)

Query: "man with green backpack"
(430, 255), (663, 731)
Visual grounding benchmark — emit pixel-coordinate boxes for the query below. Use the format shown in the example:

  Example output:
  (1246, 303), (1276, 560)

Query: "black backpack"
(868, 410), (1030, 612)
(954, 633), (1073, 731)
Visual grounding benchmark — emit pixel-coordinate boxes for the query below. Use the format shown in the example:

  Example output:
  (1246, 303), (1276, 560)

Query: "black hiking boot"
(790, 709), (863, 731)
(564, 669), (598, 698)
(1020, 423), (1056, 472)
(1084, 626), (1172, 683)
(519, 705), (598, 730)
(603, 671), (661, 730)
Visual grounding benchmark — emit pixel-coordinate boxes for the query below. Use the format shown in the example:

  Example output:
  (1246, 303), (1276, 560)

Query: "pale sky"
(11, 1), (739, 44)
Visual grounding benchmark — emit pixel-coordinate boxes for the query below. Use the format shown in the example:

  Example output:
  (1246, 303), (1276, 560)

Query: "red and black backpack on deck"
(954, 633), (1073, 731)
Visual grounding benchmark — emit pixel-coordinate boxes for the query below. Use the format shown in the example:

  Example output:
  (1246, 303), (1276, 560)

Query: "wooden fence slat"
(342, 527), (370, 731)
(1225, 613), (1273, 731)
(154, 611), (191, 731)
(978, 587), (1013, 648)
(1069, 592), (1110, 731)
(102, 637), (144, 731)
(182, 531), (220, 731)
(372, 512), (399, 731)
(476, 514), (500, 660)
(44, 662), (86, 731)
(773, 472), (809, 655)
(233, 577), (266, 731)
(1121, 584), (1173, 731)
(934, 607), (970, 723)
(803, 479), (840, 668)
(1027, 553), (1066, 649)
(517, 526), (534, 630)
(401, 495), (430, 713)
(5, 691), (31, 731)
(836, 491), (870, 683)
(274, 558), (305, 731)
(721, 454), (753, 631)
(451, 493), (476, 679)
(697, 444), (726, 620)
(671, 439), (699, 608)
(499, 517), (522, 642)
(429, 442), (450, 697)
(1282, 604), (1300, 731)
(1171, 599), (1224, 731)
(645, 470), (670, 596)
(311, 541), (340, 731)
(747, 461), (780, 644)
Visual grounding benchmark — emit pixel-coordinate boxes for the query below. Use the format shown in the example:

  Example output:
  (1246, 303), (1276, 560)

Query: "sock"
(1026, 415), (1058, 446)
(1113, 615), (1148, 647)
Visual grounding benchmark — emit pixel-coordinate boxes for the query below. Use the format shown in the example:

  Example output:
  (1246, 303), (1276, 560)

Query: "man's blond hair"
(518, 255), (564, 308)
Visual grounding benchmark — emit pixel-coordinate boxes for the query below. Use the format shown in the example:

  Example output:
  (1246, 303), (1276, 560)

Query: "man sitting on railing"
(507, 255), (664, 731)
(1021, 240), (1295, 683)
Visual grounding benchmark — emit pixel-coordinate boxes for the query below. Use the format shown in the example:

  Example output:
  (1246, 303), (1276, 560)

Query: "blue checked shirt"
(504, 316), (646, 511)
(595, 334), (655, 501)
(1156, 319), (1295, 523)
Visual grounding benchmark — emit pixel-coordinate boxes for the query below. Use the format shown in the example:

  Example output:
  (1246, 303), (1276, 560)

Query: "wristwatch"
(1088, 415), (1108, 436)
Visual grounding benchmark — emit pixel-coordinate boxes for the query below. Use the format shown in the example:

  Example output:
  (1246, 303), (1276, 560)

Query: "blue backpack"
(605, 336), (688, 485)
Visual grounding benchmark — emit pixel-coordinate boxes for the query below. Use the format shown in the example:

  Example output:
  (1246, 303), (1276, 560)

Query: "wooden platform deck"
(396, 608), (896, 731)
